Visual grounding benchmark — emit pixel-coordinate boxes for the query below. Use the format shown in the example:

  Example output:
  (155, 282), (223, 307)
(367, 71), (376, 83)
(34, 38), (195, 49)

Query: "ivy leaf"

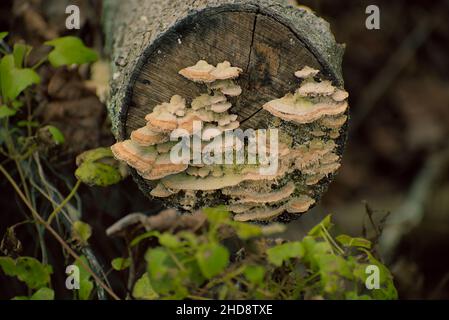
(76, 147), (114, 166)
(267, 242), (304, 267)
(111, 257), (131, 271)
(243, 265), (265, 285)
(132, 273), (158, 300)
(0, 55), (40, 102)
(75, 147), (124, 187)
(45, 36), (98, 67)
(145, 247), (178, 295)
(158, 233), (181, 249)
(203, 206), (230, 226)
(336, 234), (372, 249)
(196, 243), (229, 279)
(75, 161), (122, 187)
(308, 214), (333, 237)
(74, 256), (94, 300)
(0, 256), (17, 276)
(0, 105), (16, 118)
(72, 221), (92, 244)
(231, 222), (262, 240)
(30, 287), (54, 300)
(314, 254), (352, 294)
(15, 257), (53, 289)
(13, 43), (32, 68)
(359, 249), (398, 300)
(0, 257), (53, 289)
(0, 32), (8, 40)
(44, 125), (65, 145)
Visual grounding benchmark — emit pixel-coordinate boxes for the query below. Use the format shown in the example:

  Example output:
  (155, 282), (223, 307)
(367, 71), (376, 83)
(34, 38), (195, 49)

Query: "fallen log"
(103, 0), (348, 222)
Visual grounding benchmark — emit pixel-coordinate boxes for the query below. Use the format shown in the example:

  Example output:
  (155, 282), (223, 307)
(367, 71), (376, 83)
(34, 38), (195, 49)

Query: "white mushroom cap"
(233, 206), (286, 222)
(210, 80), (242, 96)
(211, 102), (232, 113)
(145, 111), (178, 131)
(263, 93), (348, 124)
(210, 61), (243, 80)
(223, 182), (296, 204)
(285, 195), (315, 213)
(142, 153), (188, 180)
(178, 60), (216, 83)
(294, 66), (319, 79)
(131, 126), (169, 146)
(296, 80), (335, 96)
(150, 183), (175, 198)
(111, 140), (157, 173)
(332, 89), (349, 102)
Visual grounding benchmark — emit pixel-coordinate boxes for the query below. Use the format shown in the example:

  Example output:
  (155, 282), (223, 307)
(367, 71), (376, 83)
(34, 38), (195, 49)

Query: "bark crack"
(245, 13), (258, 74)
(240, 13), (260, 126)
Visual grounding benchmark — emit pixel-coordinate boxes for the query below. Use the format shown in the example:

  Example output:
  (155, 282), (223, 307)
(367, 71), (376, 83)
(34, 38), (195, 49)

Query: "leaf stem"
(47, 179), (82, 225)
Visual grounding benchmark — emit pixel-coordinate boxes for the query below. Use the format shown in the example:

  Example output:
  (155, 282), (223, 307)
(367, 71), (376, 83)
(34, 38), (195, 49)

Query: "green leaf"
(308, 214), (333, 237)
(30, 287), (54, 300)
(0, 257), (53, 289)
(132, 273), (158, 300)
(72, 221), (92, 244)
(232, 222), (262, 240)
(45, 36), (98, 67)
(0, 55), (40, 102)
(0, 256), (17, 276)
(0, 32), (8, 41)
(0, 105), (16, 118)
(314, 254), (352, 294)
(243, 265), (265, 285)
(203, 206), (230, 226)
(75, 147), (124, 187)
(15, 257), (53, 289)
(76, 147), (114, 166)
(75, 161), (122, 187)
(13, 43), (32, 68)
(158, 233), (182, 249)
(196, 243), (229, 279)
(145, 247), (178, 294)
(74, 256), (94, 300)
(336, 234), (372, 249)
(111, 257), (131, 271)
(359, 249), (398, 300)
(45, 125), (65, 145)
(267, 242), (304, 266)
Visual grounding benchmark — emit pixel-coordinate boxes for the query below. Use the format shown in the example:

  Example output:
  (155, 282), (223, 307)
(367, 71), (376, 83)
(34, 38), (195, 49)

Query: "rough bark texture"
(102, 0), (347, 220)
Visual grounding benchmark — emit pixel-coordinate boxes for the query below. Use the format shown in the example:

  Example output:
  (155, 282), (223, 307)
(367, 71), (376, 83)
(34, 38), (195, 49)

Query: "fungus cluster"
(111, 62), (349, 222)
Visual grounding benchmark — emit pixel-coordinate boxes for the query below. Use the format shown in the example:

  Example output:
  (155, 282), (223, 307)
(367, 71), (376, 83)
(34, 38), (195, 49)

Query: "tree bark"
(102, 0), (347, 218)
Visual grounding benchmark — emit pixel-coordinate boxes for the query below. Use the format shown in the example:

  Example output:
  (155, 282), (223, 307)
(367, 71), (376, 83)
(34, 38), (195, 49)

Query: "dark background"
(1, 0), (449, 299)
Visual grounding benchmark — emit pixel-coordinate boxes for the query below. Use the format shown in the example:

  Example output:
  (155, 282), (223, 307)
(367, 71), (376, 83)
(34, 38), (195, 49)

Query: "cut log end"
(105, 0), (347, 222)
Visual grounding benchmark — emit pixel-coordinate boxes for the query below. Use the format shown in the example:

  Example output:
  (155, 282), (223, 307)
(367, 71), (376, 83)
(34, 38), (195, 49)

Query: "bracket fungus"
(111, 62), (349, 222)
